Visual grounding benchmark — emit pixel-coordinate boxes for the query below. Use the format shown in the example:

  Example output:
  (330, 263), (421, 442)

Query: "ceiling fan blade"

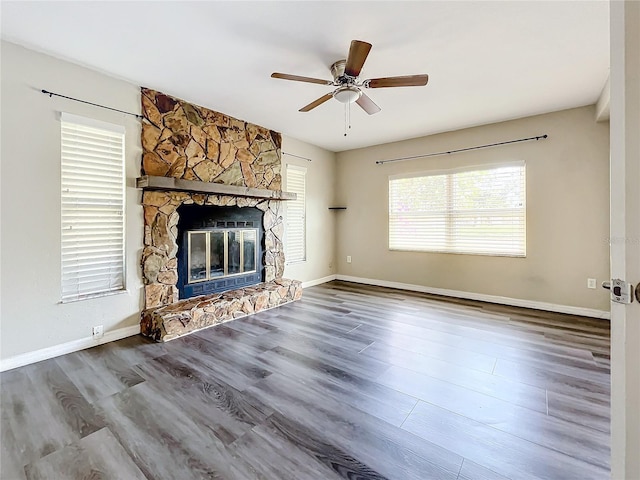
(299, 93), (334, 112)
(366, 74), (429, 88)
(355, 92), (381, 115)
(271, 73), (333, 85)
(345, 40), (372, 77)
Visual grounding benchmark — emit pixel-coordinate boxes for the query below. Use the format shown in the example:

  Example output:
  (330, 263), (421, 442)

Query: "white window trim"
(60, 112), (126, 303)
(60, 112), (125, 134)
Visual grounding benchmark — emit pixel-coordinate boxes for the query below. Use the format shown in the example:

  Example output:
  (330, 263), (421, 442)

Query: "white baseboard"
(335, 275), (611, 320)
(0, 325), (141, 372)
(301, 275), (337, 289)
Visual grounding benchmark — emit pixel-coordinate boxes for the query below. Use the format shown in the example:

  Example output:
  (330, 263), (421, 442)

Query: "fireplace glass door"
(187, 229), (258, 284)
(188, 232), (208, 282)
(210, 231), (225, 278)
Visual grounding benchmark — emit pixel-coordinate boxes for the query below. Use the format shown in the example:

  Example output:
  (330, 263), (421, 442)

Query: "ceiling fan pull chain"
(344, 103), (348, 137)
(343, 102), (352, 137)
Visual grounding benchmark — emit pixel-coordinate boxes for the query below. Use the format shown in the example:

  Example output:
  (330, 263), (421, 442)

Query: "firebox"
(176, 205), (264, 299)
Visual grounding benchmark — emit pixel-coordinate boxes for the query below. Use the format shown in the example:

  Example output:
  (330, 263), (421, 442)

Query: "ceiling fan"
(271, 40), (429, 115)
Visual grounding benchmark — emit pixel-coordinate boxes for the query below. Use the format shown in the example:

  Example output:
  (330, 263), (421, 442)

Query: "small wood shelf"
(328, 207), (347, 210)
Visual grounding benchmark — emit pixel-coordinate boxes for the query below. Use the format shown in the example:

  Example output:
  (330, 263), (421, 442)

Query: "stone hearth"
(141, 278), (302, 341)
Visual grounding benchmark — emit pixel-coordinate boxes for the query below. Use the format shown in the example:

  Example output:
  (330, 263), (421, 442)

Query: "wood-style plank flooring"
(1, 281), (611, 479)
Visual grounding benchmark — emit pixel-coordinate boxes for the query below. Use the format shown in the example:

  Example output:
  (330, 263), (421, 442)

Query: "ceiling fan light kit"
(333, 86), (362, 104)
(271, 39), (429, 124)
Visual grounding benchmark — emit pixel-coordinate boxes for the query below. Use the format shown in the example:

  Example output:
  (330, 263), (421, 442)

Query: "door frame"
(609, 1), (640, 478)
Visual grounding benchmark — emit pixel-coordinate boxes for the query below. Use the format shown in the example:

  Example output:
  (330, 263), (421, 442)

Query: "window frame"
(285, 164), (307, 264)
(388, 161), (526, 257)
(60, 112), (126, 303)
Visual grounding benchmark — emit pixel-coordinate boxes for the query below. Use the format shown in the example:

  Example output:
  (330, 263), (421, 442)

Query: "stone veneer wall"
(142, 191), (284, 309)
(141, 88), (281, 189)
(140, 89), (286, 309)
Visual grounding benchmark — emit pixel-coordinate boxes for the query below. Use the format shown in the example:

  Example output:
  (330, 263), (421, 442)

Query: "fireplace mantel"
(136, 175), (297, 201)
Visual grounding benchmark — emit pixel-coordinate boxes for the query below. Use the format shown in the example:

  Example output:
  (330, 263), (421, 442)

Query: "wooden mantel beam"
(136, 175), (297, 201)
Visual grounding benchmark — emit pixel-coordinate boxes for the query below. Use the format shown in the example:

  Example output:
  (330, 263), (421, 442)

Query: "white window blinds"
(389, 162), (526, 256)
(61, 113), (125, 302)
(286, 165), (306, 263)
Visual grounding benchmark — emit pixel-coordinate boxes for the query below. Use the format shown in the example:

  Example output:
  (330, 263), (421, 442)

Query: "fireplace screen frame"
(176, 204), (265, 299)
(187, 228), (258, 283)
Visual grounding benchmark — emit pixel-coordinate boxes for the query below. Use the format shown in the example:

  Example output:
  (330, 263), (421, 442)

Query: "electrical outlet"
(92, 325), (104, 338)
(587, 278), (597, 289)
(346, 256), (352, 264)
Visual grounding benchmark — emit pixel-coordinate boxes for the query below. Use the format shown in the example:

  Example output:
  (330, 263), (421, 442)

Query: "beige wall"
(0, 43), (336, 364)
(1, 41), (144, 360)
(282, 136), (336, 284)
(335, 106), (610, 312)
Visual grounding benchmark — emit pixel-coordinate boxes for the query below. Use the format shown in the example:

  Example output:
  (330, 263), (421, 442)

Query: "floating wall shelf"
(328, 207), (347, 210)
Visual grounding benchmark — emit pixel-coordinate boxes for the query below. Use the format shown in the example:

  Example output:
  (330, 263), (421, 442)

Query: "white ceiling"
(1, 1), (609, 152)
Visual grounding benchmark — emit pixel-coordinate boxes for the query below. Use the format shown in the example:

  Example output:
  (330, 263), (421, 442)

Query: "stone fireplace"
(137, 88), (302, 341)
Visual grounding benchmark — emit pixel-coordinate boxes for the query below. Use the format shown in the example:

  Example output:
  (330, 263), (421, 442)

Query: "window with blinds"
(61, 113), (126, 302)
(389, 162), (526, 256)
(285, 165), (306, 263)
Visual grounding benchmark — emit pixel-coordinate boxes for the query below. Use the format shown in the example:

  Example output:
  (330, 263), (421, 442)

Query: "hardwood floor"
(1, 281), (611, 479)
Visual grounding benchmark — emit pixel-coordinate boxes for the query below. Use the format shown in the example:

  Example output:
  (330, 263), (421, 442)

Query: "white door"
(609, 1), (640, 478)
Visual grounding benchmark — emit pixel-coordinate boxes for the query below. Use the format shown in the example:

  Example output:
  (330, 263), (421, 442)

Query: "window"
(286, 164), (306, 263)
(61, 113), (125, 302)
(389, 162), (526, 256)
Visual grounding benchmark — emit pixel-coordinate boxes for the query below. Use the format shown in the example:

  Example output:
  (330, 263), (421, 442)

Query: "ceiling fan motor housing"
(330, 60), (357, 84)
(330, 60), (346, 80)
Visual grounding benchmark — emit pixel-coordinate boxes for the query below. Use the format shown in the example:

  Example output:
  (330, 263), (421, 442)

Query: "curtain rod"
(283, 152), (313, 162)
(41, 89), (144, 119)
(375, 134), (548, 165)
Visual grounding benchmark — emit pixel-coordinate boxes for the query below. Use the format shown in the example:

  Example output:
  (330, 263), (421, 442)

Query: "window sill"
(389, 248), (526, 258)
(60, 288), (128, 304)
(286, 260), (307, 266)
